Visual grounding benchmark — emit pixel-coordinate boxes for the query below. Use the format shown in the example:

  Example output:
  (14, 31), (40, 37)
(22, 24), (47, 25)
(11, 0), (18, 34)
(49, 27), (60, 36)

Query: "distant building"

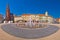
(0, 14), (4, 23)
(14, 11), (54, 23)
(56, 18), (60, 23)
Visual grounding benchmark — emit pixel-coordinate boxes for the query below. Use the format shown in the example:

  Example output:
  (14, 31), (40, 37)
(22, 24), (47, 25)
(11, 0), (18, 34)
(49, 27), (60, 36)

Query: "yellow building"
(14, 11), (53, 23)
(46, 16), (53, 23)
(21, 14), (31, 21)
(38, 11), (53, 23)
(14, 16), (23, 23)
(21, 14), (39, 22)
(38, 14), (46, 23)
(30, 15), (39, 21)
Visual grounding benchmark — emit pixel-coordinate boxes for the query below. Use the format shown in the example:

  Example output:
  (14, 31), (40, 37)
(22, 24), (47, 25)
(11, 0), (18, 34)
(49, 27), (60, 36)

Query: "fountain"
(28, 16), (33, 27)
(25, 16), (47, 28)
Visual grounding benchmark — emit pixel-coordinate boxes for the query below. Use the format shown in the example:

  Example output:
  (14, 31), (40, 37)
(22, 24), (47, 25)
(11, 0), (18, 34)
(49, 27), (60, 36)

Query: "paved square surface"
(0, 24), (60, 40)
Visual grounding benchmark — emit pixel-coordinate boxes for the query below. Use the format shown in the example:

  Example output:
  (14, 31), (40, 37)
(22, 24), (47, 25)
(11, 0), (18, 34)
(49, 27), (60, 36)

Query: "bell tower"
(5, 4), (11, 21)
(45, 11), (48, 16)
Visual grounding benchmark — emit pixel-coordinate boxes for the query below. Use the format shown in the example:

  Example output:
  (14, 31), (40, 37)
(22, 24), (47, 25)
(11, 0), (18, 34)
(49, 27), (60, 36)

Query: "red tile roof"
(38, 14), (45, 16)
(22, 14), (31, 16)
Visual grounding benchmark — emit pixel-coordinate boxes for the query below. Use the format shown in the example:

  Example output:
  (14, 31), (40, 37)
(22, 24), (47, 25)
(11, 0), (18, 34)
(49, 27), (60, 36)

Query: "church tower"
(5, 4), (11, 21)
(45, 11), (48, 16)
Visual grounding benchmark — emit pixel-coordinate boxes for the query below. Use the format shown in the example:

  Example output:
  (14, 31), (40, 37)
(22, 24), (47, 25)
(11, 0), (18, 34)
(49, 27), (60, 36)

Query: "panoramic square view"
(0, 0), (60, 40)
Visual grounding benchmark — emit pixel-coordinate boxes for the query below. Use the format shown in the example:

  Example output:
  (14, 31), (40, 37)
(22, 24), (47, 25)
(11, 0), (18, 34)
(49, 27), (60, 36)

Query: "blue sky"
(0, 0), (60, 18)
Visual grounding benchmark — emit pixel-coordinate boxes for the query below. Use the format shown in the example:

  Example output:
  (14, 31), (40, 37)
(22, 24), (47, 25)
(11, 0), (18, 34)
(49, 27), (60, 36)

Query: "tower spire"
(5, 4), (11, 21)
(45, 11), (48, 16)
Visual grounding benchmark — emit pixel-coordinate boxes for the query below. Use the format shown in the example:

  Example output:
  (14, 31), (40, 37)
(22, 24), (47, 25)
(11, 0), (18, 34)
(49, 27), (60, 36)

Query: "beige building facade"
(14, 11), (54, 23)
